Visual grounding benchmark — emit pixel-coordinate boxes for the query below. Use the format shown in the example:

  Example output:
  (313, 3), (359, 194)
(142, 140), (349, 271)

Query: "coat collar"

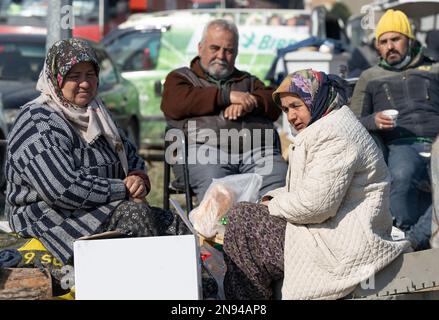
(291, 106), (350, 146)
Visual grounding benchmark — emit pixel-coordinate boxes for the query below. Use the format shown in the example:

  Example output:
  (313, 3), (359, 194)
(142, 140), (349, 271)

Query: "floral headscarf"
(272, 69), (349, 126)
(33, 38), (128, 175)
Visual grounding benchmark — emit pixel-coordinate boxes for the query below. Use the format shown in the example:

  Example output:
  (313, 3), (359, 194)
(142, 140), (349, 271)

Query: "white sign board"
(74, 229), (202, 300)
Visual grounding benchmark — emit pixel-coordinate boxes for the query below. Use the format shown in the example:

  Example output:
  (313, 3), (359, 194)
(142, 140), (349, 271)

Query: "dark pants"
(388, 142), (432, 231)
(186, 145), (288, 201)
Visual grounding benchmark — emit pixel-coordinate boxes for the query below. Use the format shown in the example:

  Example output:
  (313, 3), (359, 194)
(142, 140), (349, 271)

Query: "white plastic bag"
(189, 173), (263, 238)
(211, 173), (263, 204)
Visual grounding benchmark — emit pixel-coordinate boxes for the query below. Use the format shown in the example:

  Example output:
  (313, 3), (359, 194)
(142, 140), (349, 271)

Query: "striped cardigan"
(5, 102), (146, 264)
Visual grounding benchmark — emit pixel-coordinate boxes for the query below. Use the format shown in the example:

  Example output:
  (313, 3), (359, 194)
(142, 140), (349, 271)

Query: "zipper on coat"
(425, 79), (430, 100)
(383, 83), (397, 110)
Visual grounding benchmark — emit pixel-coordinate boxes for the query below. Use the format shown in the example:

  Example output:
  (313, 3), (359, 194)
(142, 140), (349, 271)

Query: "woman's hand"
(260, 196), (273, 207)
(124, 175), (147, 199)
(260, 200), (271, 206)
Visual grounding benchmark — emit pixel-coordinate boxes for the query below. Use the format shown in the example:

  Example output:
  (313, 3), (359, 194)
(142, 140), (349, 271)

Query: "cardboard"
(73, 203), (202, 300)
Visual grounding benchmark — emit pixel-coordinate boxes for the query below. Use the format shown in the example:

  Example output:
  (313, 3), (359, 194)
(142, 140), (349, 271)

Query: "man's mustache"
(210, 60), (228, 67)
(386, 49), (401, 58)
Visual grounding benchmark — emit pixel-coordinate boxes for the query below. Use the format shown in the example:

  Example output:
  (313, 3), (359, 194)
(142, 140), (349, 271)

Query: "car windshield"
(104, 30), (161, 71)
(0, 0), (99, 26)
(0, 40), (45, 81)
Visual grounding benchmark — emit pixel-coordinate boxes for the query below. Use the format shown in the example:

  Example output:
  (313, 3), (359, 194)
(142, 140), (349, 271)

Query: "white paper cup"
(382, 109), (399, 125)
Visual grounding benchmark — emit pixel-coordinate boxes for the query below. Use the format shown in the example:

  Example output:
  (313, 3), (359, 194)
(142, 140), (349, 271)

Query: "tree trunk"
(0, 268), (52, 300)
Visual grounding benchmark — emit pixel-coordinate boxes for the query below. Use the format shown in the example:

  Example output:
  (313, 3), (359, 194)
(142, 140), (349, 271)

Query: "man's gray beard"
(207, 66), (233, 80)
(200, 61), (233, 80)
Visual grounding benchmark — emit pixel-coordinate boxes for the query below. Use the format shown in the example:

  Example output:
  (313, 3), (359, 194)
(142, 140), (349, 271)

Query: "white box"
(73, 204), (202, 300)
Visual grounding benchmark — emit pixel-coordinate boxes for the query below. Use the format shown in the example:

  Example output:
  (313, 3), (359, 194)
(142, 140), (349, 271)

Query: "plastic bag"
(189, 173), (263, 238)
(189, 182), (235, 238)
(211, 173), (263, 204)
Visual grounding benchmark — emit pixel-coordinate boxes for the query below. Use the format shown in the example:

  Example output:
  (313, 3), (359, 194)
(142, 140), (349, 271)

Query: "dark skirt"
(223, 202), (286, 300)
(104, 201), (174, 237)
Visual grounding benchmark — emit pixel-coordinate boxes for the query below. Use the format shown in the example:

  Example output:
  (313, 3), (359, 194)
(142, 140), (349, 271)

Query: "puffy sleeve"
(268, 131), (359, 224)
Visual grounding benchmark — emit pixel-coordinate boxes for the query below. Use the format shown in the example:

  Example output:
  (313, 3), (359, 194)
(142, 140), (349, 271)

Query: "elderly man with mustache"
(161, 19), (287, 201)
(351, 10), (439, 250)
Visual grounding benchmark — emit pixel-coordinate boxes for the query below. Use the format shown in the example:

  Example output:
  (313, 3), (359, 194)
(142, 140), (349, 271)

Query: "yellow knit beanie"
(375, 9), (414, 41)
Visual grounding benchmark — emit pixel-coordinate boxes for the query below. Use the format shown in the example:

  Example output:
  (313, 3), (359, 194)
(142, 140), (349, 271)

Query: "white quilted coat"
(267, 106), (409, 300)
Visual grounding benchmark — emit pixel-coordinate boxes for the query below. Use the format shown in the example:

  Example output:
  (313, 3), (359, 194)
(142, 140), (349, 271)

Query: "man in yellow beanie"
(351, 9), (439, 251)
(374, 9), (415, 66)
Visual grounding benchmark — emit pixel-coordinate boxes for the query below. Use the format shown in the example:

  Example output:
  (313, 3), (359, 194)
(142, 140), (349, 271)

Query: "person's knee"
(188, 165), (229, 199)
(388, 147), (422, 182)
(228, 202), (253, 223)
(259, 173), (286, 195)
(390, 165), (416, 186)
(258, 158), (287, 193)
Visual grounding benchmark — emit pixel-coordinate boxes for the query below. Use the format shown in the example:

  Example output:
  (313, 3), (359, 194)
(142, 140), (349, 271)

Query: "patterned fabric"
(40, 38), (100, 102)
(34, 38), (128, 174)
(272, 69), (349, 125)
(201, 265), (219, 299)
(223, 202), (286, 300)
(104, 201), (174, 237)
(5, 103), (146, 264)
(283, 70), (320, 109)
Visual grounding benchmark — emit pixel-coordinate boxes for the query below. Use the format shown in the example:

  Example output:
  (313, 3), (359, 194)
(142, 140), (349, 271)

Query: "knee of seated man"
(390, 165), (418, 184)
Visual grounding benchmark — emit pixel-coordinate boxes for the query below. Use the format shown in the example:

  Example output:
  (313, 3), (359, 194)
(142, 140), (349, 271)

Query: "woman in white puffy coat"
(223, 69), (410, 300)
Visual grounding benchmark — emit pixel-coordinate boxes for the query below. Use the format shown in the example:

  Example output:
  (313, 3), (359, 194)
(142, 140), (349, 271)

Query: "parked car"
(0, 33), (141, 147)
(0, 0), (131, 42)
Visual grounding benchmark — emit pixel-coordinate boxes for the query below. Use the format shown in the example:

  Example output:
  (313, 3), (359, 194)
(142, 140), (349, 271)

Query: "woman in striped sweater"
(5, 38), (172, 265)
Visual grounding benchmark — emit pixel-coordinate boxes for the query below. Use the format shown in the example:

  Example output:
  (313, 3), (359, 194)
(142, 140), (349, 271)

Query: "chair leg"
(163, 126), (194, 234)
(183, 161), (193, 212)
(181, 132), (193, 213)
(163, 147), (171, 212)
